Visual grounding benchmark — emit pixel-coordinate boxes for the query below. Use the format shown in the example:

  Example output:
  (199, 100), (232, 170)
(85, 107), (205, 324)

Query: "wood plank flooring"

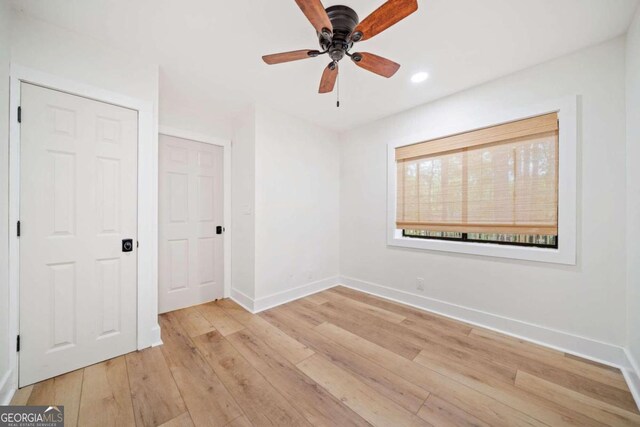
(11, 286), (640, 426)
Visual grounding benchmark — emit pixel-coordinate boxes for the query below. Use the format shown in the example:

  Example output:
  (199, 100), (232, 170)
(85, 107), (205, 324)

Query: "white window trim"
(387, 96), (577, 265)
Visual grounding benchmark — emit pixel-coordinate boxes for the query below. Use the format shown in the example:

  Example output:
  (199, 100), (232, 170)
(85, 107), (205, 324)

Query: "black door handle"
(216, 226), (225, 235)
(122, 239), (134, 252)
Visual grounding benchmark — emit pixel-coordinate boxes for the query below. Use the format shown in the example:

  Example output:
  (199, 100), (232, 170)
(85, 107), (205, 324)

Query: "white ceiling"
(11, 0), (639, 132)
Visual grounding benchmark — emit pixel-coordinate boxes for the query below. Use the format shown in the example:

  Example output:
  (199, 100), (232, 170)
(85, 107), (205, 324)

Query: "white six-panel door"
(19, 83), (138, 386)
(159, 135), (224, 313)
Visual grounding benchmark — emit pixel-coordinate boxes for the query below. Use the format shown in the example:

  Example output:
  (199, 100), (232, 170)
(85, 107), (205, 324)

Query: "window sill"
(388, 231), (575, 265)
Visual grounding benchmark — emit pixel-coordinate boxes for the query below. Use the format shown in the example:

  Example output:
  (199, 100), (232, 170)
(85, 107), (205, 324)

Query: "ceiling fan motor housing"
(319, 5), (359, 62)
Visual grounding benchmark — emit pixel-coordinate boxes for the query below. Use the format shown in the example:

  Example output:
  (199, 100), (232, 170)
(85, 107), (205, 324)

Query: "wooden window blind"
(396, 113), (559, 235)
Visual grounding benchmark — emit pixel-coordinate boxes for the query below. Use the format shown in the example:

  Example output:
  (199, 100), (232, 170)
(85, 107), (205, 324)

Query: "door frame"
(158, 126), (232, 299)
(8, 64), (161, 389)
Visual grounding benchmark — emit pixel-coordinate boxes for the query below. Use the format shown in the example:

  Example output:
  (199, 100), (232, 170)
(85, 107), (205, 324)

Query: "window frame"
(387, 97), (577, 265)
(401, 230), (559, 249)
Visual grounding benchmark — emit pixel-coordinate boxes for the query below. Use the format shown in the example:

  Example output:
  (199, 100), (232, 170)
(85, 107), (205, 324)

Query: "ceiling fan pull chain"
(336, 71), (340, 108)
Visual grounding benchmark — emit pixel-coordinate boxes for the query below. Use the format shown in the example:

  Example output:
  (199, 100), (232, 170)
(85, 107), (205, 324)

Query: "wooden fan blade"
(295, 0), (333, 35)
(262, 50), (317, 65)
(352, 0), (418, 42)
(319, 63), (338, 93)
(351, 52), (400, 78)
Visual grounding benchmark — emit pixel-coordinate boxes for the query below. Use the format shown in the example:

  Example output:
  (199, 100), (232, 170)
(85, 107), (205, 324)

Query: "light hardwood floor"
(11, 286), (640, 426)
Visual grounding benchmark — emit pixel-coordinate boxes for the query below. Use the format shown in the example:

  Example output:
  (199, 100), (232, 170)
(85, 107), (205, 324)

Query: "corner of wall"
(625, 2), (640, 405)
(624, 348), (640, 409)
(230, 107), (257, 301)
(231, 105), (341, 309)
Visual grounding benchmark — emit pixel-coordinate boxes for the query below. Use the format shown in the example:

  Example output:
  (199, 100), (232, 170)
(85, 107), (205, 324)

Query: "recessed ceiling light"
(411, 72), (429, 83)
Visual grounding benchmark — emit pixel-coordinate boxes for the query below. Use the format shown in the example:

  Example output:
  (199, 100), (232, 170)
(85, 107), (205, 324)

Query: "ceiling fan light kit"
(262, 0), (419, 105)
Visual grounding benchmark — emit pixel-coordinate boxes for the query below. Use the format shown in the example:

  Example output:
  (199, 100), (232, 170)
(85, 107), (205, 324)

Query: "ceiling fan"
(262, 0), (418, 99)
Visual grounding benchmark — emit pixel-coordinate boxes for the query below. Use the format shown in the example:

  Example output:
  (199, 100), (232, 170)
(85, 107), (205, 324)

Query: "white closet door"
(19, 83), (138, 386)
(159, 135), (224, 313)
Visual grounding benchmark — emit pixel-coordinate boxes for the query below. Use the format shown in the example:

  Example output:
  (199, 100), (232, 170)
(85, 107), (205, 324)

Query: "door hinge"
(16, 335), (20, 352)
(17, 106), (21, 123)
(16, 220), (20, 237)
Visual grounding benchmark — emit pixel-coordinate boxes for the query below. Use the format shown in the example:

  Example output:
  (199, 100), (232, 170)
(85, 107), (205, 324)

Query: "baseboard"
(0, 369), (15, 406)
(230, 288), (255, 312)
(147, 324), (163, 348)
(230, 276), (340, 314)
(624, 348), (640, 410)
(253, 276), (340, 312)
(339, 275), (631, 370)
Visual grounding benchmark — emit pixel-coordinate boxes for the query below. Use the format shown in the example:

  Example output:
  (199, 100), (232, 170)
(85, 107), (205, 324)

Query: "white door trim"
(159, 126), (232, 299)
(8, 64), (161, 391)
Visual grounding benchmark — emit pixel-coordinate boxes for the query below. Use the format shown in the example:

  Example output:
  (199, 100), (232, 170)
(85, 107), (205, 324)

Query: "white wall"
(231, 105), (340, 310)
(159, 96), (233, 141)
(254, 107), (340, 304)
(11, 13), (159, 110)
(340, 37), (628, 349)
(231, 108), (257, 302)
(0, 0), (12, 405)
(626, 6), (640, 378)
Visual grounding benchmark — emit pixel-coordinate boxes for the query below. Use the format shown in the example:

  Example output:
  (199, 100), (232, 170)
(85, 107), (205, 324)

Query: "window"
(396, 112), (559, 244)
